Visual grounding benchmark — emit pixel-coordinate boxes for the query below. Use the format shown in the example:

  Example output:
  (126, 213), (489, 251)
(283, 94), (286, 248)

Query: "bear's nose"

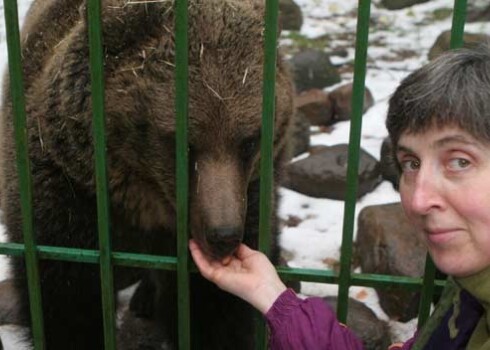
(206, 226), (243, 258)
(208, 226), (243, 244)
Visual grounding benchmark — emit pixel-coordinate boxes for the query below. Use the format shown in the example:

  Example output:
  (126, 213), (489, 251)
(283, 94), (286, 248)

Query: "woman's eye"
(399, 159), (420, 172)
(448, 158), (470, 170)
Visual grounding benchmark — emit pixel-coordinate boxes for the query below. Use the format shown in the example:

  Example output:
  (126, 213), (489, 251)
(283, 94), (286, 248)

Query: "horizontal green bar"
(113, 252), (177, 270)
(0, 243), (177, 269)
(352, 273), (445, 290)
(276, 266), (445, 291)
(0, 243), (444, 290)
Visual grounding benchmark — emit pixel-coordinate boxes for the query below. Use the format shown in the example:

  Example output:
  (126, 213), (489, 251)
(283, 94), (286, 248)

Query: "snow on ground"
(0, 0), (490, 347)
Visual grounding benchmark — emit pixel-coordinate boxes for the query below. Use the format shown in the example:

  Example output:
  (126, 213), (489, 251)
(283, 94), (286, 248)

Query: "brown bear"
(0, 0), (294, 349)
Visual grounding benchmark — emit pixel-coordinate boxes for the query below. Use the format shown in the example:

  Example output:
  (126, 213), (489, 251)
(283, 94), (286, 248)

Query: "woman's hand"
(189, 239), (287, 314)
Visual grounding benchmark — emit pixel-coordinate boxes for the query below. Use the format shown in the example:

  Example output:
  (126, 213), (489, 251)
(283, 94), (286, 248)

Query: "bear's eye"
(240, 136), (260, 161)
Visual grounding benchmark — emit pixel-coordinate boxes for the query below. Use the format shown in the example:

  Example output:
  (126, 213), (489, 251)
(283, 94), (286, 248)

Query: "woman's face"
(397, 125), (490, 277)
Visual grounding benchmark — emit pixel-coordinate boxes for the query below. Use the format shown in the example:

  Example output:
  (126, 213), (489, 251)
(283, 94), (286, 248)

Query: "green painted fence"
(0, 0), (469, 349)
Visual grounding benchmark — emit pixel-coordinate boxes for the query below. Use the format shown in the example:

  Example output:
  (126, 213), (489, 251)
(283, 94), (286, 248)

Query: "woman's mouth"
(425, 228), (460, 245)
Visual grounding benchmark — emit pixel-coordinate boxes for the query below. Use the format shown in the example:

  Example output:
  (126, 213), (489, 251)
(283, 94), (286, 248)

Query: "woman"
(190, 46), (490, 349)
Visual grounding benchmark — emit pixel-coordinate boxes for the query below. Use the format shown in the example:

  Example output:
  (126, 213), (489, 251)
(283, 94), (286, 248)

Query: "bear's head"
(37, 0), (294, 259)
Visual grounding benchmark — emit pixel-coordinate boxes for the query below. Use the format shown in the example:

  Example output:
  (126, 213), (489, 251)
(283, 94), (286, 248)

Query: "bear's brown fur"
(0, 0), (294, 349)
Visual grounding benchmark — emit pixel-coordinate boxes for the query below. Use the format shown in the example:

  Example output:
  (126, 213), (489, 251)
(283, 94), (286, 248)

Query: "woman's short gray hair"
(386, 45), (490, 147)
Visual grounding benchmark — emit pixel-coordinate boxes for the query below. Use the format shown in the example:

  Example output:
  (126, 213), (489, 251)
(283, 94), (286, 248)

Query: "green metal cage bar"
(258, 0), (279, 260)
(450, 0), (467, 49)
(415, 0), (467, 332)
(256, 0), (280, 347)
(2, 0), (45, 348)
(0, 242), (446, 290)
(174, 0), (191, 349)
(337, 0), (372, 324)
(87, 0), (117, 348)
(417, 256), (437, 328)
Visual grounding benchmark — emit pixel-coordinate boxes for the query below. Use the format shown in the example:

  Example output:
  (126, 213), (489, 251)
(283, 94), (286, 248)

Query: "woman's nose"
(408, 169), (444, 215)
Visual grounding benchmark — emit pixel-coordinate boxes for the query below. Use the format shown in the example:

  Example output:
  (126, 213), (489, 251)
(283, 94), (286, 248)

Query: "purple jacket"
(265, 289), (364, 350)
(264, 289), (483, 350)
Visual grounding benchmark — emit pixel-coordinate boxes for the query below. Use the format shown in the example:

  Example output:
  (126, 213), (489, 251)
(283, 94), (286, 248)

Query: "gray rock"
(284, 144), (382, 200)
(468, 0), (489, 8)
(323, 296), (392, 350)
(381, 0), (430, 10)
(290, 49), (341, 93)
(379, 137), (399, 190)
(279, 0), (303, 31)
(356, 203), (427, 321)
(296, 89), (334, 126)
(329, 83), (374, 122)
(428, 30), (490, 60)
(467, 0), (490, 22)
(308, 145), (330, 155)
(468, 5), (490, 22)
(290, 111), (311, 157)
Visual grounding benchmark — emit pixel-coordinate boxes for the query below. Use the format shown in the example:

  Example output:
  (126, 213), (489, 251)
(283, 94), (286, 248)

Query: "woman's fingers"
(189, 239), (215, 278)
(189, 239), (236, 284)
(235, 243), (258, 260)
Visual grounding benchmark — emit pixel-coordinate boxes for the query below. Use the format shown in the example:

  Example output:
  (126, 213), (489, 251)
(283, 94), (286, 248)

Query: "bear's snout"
(190, 158), (248, 259)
